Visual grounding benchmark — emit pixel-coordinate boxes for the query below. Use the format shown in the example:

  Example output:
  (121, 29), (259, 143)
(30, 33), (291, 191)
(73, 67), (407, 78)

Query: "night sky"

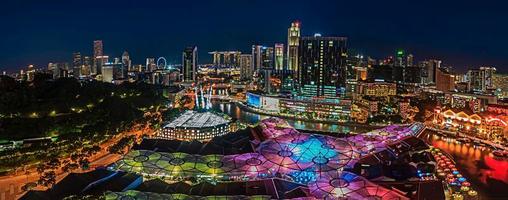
(1, 0), (507, 73)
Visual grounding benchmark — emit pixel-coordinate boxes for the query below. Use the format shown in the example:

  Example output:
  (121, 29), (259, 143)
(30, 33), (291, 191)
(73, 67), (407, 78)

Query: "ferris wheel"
(157, 57), (168, 69)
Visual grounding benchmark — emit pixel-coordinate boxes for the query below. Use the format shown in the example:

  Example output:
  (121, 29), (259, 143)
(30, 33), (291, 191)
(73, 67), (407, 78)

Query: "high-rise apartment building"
(239, 54), (253, 81)
(467, 67), (496, 93)
(298, 35), (347, 97)
(182, 46), (198, 82)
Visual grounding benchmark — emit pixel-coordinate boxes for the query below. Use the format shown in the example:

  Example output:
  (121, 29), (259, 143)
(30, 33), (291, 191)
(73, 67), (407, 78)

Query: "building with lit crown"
(287, 21), (300, 75)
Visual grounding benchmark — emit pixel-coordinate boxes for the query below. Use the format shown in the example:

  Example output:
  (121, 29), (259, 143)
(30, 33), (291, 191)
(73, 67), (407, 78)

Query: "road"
(0, 125), (152, 200)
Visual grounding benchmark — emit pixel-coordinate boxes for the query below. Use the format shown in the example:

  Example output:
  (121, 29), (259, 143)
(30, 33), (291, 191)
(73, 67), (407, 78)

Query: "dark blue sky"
(1, 0), (507, 73)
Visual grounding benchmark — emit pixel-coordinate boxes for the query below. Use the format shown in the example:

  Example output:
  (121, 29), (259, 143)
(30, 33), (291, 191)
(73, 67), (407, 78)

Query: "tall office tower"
(112, 57), (126, 79)
(406, 54), (414, 67)
(274, 43), (284, 70)
(182, 46), (198, 82)
(287, 21), (300, 76)
(95, 56), (109, 75)
(145, 58), (156, 72)
(479, 66), (496, 92)
(82, 56), (92, 76)
(72, 52), (82, 78)
(420, 59), (441, 85)
(298, 34), (347, 97)
(92, 40), (103, 75)
(209, 51), (241, 68)
(251, 45), (264, 74)
(122, 51), (132, 71)
(395, 50), (405, 66)
(239, 54), (253, 81)
(93, 40), (103, 58)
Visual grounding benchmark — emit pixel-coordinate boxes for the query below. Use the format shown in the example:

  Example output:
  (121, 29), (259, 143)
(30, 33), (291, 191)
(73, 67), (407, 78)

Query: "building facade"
(298, 35), (347, 97)
(287, 21), (300, 76)
(182, 46), (198, 82)
(239, 54), (253, 81)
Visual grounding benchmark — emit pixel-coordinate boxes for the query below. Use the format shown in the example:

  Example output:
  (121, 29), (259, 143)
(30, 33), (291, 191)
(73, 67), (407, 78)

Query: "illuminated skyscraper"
(92, 40), (104, 75)
(251, 45), (263, 74)
(182, 46), (198, 82)
(239, 54), (252, 81)
(72, 52), (82, 77)
(298, 34), (347, 97)
(209, 51), (241, 68)
(122, 51), (132, 71)
(93, 40), (103, 58)
(95, 56), (109, 75)
(82, 56), (92, 76)
(274, 43), (284, 70)
(406, 54), (414, 67)
(262, 47), (274, 70)
(146, 58), (156, 72)
(420, 59), (441, 85)
(287, 21), (300, 74)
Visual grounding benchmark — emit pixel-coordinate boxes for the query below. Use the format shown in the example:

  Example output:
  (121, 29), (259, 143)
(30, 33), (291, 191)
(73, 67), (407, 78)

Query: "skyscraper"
(262, 47), (274, 93)
(420, 59), (441, 85)
(92, 40), (104, 75)
(93, 40), (103, 58)
(209, 51), (241, 68)
(182, 46), (198, 82)
(274, 43), (284, 71)
(122, 51), (132, 71)
(72, 52), (82, 78)
(251, 45), (263, 75)
(239, 54), (253, 81)
(406, 54), (414, 67)
(262, 47), (274, 70)
(146, 58), (156, 72)
(82, 56), (92, 76)
(298, 35), (347, 97)
(480, 67), (496, 92)
(287, 21), (300, 75)
(95, 56), (109, 75)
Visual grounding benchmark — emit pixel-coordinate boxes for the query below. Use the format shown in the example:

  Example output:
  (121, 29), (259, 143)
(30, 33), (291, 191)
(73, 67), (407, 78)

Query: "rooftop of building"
(134, 128), (254, 155)
(163, 110), (230, 129)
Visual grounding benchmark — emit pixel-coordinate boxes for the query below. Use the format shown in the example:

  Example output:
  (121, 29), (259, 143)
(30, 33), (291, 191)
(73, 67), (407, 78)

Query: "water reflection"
(423, 131), (508, 199)
(212, 102), (364, 133)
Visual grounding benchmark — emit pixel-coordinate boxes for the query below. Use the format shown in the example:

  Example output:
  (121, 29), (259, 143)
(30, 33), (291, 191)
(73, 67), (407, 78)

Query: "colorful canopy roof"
(111, 118), (423, 199)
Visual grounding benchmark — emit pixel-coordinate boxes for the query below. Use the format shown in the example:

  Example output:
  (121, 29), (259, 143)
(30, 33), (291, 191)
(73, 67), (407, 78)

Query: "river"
(213, 101), (508, 199)
(211, 101), (373, 134)
(421, 130), (508, 199)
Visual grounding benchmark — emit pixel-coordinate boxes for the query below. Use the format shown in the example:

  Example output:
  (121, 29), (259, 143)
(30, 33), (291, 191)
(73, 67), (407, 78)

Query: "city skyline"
(1, 0), (507, 73)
